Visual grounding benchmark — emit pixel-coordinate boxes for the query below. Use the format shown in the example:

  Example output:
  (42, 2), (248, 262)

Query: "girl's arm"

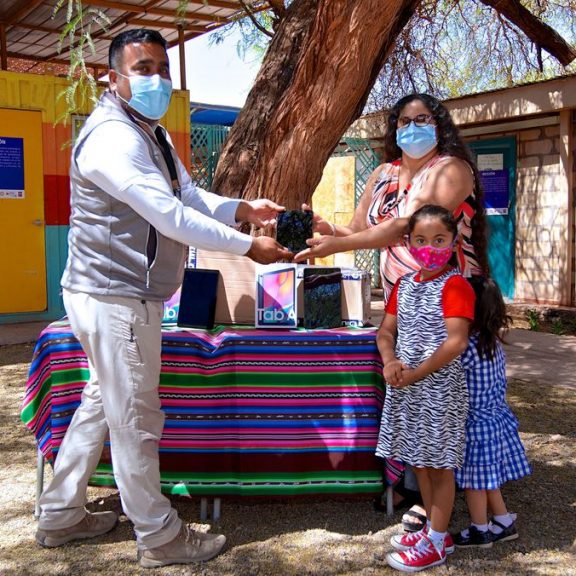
(377, 313), (405, 386)
(398, 317), (471, 387)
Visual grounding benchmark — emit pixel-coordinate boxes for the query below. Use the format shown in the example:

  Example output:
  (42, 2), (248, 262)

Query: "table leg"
(199, 497), (221, 522)
(35, 448), (45, 519)
(213, 498), (221, 522)
(200, 498), (208, 521)
(386, 485), (394, 516)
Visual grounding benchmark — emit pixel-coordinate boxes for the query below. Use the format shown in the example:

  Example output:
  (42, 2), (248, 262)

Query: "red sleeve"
(442, 275), (475, 319)
(384, 279), (400, 315)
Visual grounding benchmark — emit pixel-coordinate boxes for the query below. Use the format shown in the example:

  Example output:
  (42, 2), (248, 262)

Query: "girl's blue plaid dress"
(455, 334), (531, 489)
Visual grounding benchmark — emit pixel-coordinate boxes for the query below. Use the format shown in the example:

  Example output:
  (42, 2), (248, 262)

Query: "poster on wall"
(479, 170), (509, 215)
(0, 137), (25, 199)
(477, 153), (508, 216)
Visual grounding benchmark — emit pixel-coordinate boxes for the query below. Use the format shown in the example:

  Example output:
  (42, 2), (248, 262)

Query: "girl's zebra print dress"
(376, 268), (470, 469)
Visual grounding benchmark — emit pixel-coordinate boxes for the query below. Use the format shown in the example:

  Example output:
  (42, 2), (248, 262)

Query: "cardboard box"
(340, 268), (372, 327)
(163, 287), (181, 323)
(195, 250), (256, 325)
(296, 266), (371, 327)
(191, 253), (371, 328)
(255, 263), (298, 328)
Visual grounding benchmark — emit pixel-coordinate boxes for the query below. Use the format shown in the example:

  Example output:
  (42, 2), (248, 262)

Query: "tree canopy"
(54, 0), (576, 209)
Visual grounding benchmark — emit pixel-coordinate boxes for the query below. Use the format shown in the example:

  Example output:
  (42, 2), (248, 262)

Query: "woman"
(294, 93), (489, 529)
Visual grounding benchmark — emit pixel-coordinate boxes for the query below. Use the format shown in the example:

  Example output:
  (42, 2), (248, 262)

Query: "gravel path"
(1, 343), (574, 576)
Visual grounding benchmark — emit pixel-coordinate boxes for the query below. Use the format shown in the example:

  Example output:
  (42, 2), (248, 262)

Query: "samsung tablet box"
(195, 250), (256, 325)
(163, 287), (181, 323)
(296, 266), (371, 327)
(301, 267), (342, 329)
(340, 268), (372, 327)
(255, 263), (298, 328)
(177, 268), (219, 329)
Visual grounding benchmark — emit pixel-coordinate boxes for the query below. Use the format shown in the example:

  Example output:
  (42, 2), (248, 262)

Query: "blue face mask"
(117, 73), (172, 120)
(396, 123), (438, 159)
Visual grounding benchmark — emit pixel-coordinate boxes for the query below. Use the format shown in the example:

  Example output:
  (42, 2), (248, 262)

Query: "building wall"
(465, 117), (573, 305)
(348, 76), (576, 306)
(514, 120), (573, 304)
(0, 70), (190, 323)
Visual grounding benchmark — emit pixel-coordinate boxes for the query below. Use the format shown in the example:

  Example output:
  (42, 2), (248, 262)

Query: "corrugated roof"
(0, 1), (268, 79)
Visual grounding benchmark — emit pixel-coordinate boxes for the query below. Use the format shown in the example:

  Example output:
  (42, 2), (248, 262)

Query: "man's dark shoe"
(36, 510), (118, 547)
(453, 525), (493, 549)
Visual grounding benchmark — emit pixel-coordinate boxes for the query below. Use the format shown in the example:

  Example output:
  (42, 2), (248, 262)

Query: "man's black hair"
(108, 29), (167, 70)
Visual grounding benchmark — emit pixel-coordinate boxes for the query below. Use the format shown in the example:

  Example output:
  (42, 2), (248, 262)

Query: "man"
(35, 29), (292, 569)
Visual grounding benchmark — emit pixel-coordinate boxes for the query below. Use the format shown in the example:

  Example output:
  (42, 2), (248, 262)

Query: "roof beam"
(126, 17), (205, 33)
(6, 50), (103, 71)
(3, 0), (46, 25)
(9, 21), (115, 42)
(80, 0), (238, 23)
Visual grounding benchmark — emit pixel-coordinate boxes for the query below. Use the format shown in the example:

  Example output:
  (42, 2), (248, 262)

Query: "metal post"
(213, 497), (221, 522)
(178, 26), (186, 91)
(200, 497), (208, 521)
(0, 24), (7, 71)
(35, 448), (45, 519)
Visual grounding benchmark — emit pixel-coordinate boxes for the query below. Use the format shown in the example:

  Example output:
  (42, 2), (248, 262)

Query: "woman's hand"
(301, 203), (333, 236)
(236, 199), (286, 228)
(293, 234), (344, 262)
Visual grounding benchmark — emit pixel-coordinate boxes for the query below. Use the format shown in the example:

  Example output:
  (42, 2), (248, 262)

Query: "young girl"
(453, 277), (531, 548)
(376, 204), (475, 572)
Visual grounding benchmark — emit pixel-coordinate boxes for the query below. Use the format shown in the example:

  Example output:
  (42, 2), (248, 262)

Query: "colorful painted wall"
(0, 70), (190, 323)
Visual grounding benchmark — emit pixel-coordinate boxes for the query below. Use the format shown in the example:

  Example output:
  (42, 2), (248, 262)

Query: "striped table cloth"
(22, 320), (385, 497)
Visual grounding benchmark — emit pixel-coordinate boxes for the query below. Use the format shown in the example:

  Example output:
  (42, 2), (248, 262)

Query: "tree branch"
(479, 0), (576, 66)
(239, 0), (274, 38)
(267, 0), (287, 18)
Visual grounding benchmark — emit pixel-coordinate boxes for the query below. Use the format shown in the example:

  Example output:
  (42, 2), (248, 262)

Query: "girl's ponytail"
(469, 277), (511, 359)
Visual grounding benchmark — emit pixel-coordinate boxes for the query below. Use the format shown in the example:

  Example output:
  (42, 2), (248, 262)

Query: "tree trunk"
(212, 0), (421, 207)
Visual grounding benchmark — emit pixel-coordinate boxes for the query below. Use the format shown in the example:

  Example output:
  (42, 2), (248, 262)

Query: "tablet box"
(302, 267), (342, 329)
(255, 263), (298, 328)
(195, 250), (256, 325)
(163, 287), (181, 324)
(340, 268), (372, 327)
(177, 268), (220, 329)
(296, 266), (371, 327)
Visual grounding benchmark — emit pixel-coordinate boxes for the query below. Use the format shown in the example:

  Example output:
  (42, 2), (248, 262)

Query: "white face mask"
(116, 72), (172, 120)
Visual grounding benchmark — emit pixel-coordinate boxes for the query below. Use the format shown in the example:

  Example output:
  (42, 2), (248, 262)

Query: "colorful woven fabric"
(22, 321), (385, 496)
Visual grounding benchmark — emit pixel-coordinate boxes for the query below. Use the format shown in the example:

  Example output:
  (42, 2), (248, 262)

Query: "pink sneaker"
(391, 526), (454, 555)
(387, 533), (447, 572)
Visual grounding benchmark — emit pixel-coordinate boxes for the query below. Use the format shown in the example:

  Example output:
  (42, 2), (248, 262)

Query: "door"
(469, 137), (516, 300)
(0, 109), (46, 313)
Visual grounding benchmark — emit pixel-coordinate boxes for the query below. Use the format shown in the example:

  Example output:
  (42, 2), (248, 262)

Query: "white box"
(255, 263), (298, 328)
(195, 250), (256, 325)
(341, 268), (372, 327)
(296, 266), (371, 327)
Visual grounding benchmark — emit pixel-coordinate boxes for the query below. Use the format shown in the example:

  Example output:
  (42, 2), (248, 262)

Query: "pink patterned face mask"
(409, 244), (454, 271)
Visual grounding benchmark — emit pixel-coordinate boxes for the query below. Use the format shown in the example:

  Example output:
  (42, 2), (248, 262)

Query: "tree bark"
(479, 0), (576, 66)
(212, 0), (421, 206)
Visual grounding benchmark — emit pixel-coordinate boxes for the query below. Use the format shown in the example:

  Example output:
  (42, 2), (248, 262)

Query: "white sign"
(477, 153), (504, 171)
(0, 189), (25, 199)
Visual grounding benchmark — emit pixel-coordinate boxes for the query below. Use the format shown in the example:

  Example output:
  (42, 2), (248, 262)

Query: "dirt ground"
(0, 342), (575, 576)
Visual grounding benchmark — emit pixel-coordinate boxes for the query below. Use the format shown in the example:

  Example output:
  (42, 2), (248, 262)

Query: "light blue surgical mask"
(396, 123), (438, 159)
(116, 72), (172, 120)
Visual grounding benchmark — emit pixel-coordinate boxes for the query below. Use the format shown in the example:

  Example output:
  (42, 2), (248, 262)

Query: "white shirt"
(76, 119), (252, 255)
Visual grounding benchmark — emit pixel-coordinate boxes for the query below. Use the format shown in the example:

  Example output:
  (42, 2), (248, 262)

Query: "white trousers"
(38, 289), (182, 549)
